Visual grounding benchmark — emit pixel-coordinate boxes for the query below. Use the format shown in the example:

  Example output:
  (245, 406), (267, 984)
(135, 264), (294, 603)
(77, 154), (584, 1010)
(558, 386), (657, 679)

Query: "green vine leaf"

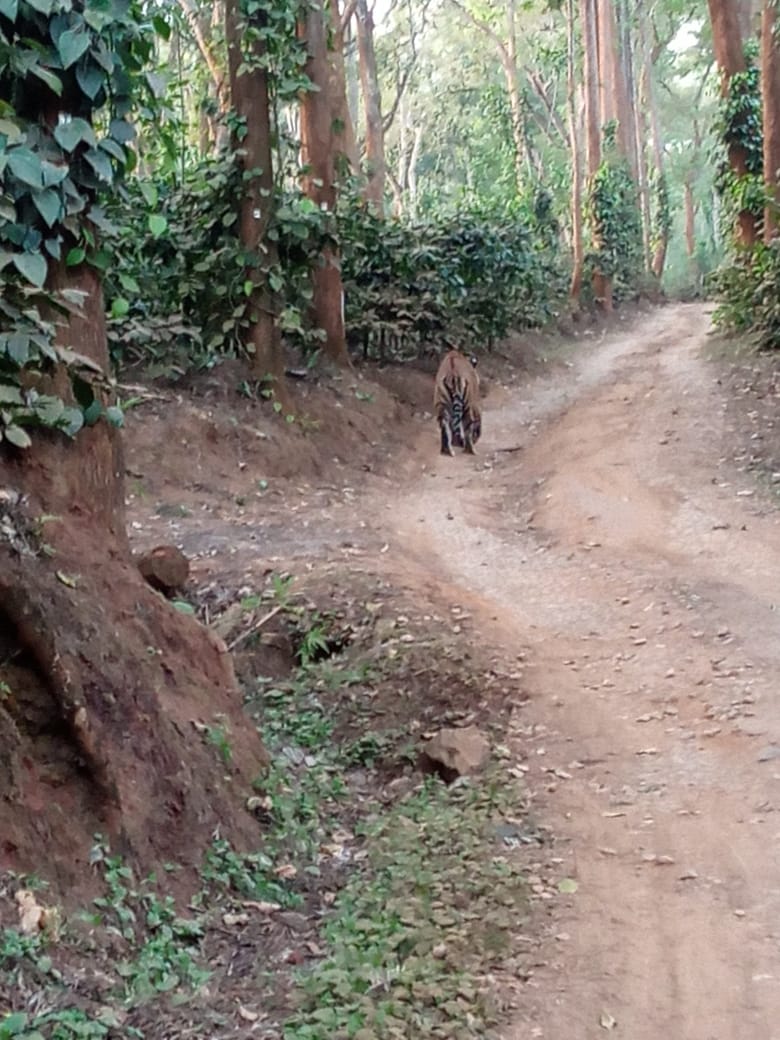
(53, 117), (97, 153)
(32, 188), (62, 228)
(12, 251), (47, 288)
(7, 148), (44, 188)
(3, 424), (33, 448)
(57, 25), (92, 69)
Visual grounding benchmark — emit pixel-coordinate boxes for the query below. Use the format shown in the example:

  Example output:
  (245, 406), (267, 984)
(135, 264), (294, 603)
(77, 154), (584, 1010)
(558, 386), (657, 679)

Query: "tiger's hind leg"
(439, 418), (455, 456)
(463, 413), (481, 454)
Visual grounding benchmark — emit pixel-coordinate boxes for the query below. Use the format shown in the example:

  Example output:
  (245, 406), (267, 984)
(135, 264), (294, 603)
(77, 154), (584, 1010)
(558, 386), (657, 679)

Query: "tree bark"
(707, 0), (759, 245)
(327, 0), (360, 176)
(0, 261), (267, 897)
(761, 0), (780, 241)
(299, 4), (350, 365)
(225, 0), (287, 398)
(356, 0), (387, 212)
(581, 0), (601, 176)
(567, 0), (585, 305)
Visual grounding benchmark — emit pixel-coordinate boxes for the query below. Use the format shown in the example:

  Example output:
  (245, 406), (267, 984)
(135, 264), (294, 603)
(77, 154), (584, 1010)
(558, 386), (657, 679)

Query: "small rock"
(420, 725), (490, 782)
(137, 545), (190, 596)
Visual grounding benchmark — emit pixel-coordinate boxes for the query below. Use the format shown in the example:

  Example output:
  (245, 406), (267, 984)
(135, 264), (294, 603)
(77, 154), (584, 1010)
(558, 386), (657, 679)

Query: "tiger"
(433, 349), (481, 456)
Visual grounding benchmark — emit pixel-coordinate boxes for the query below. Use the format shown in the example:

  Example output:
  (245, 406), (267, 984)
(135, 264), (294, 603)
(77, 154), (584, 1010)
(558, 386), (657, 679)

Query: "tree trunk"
(707, 0), (759, 245)
(327, 0), (360, 176)
(686, 174), (698, 260)
(614, 0), (640, 182)
(0, 262), (267, 897)
(581, 0), (601, 175)
(638, 0), (668, 277)
(225, 0), (287, 398)
(567, 0), (585, 305)
(761, 0), (780, 242)
(299, 5), (350, 365)
(356, 0), (386, 212)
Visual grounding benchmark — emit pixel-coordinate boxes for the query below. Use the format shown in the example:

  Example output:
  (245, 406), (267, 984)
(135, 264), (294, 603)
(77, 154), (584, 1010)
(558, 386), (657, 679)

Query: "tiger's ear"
(469, 355), (478, 368)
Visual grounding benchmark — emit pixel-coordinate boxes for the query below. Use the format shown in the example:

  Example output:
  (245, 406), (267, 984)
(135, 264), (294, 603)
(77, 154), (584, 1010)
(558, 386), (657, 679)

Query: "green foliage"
(586, 131), (643, 300)
(712, 47), (764, 245)
(341, 195), (566, 359)
(0, 0), (154, 445)
(650, 169), (672, 259)
(283, 774), (528, 1040)
(710, 241), (780, 350)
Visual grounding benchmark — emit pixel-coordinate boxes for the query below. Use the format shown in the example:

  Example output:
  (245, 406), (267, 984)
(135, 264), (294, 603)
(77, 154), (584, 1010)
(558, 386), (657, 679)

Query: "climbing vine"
(586, 124), (643, 299)
(712, 44), (764, 244)
(649, 169), (672, 259)
(0, 0), (155, 446)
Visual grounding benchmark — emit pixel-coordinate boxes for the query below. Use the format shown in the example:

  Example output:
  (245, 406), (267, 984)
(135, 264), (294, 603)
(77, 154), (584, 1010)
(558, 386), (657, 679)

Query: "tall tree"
(327, 0), (361, 175)
(567, 0), (585, 304)
(761, 0), (780, 241)
(356, 0), (387, 210)
(707, 0), (759, 245)
(299, 3), (350, 364)
(225, 0), (287, 398)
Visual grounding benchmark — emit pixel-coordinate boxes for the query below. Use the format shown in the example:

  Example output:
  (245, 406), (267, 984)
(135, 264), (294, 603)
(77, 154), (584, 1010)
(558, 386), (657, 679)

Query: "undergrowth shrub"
(102, 155), (567, 375)
(710, 241), (780, 349)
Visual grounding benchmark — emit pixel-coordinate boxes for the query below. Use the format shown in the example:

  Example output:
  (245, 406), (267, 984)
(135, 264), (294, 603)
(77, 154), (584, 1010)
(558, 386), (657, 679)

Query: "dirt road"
(383, 303), (780, 1039)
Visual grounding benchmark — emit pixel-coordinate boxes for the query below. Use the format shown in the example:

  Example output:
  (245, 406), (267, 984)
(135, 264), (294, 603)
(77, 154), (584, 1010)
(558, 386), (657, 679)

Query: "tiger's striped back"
(433, 350), (481, 456)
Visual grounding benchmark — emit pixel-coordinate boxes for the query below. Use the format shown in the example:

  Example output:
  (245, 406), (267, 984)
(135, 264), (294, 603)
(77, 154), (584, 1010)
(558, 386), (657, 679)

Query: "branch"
(527, 67), (567, 142)
(177, 0), (226, 106)
(340, 0), (358, 32)
(447, 0), (510, 63)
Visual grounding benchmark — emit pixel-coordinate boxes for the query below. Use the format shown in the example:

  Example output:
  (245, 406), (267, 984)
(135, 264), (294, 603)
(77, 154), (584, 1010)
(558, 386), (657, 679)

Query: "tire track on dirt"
(379, 304), (780, 1040)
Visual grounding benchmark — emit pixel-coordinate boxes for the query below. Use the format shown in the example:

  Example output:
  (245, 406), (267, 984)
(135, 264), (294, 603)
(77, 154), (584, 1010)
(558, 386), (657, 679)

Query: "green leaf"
(29, 64), (63, 96)
(59, 405), (84, 436)
(7, 332), (30, 364)
(7, 147), (43, 188)
(105, 405), (124, 428)
(0, 384), (23, 404)
(152, 13), (171, 38)
(109, 118), (136, 144)
(53, 117), (96, 152)
(40, 160), (68, 187)
(83, 399), (102, 426)
(0, 0), (18, 19)
(32, 187), (61, 227)
(98, 137), (125, 162)
(0, 1011), (28, 1035)
(557, 878), (578, 894)
(25, 0), (54, 12)
(4, 424), (32, 448)
(12, 251), (47, 287)
(65, 246), (85, 266)
(148, 213), (167, 237)
(138, 181), (157, 207)
(58, 25), (91, 69)
(83, 147), (113, 182)
(110, 297), (129, 318)
(75, 62), (103, 100)
(118, 272), (140, 293)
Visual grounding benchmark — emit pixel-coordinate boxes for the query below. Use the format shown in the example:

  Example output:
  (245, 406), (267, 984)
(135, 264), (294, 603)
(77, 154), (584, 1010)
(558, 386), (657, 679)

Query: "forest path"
(377, 303), (780, 1039)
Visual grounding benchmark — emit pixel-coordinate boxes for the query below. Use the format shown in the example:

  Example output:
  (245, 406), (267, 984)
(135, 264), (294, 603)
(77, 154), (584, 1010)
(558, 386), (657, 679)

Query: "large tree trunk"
(582, 0), (612, 309)
(0, 263), (267, 897)
(299, 5), (350, 366)
(761, 0), (780, 242)
(356, 0), (386, 212)
(225, 0), (287, 399)
(567, 0), (585, 306)
(327, 0), (360, 177)
(638, 0), (668, 278)
(707, 0), (759, 246)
